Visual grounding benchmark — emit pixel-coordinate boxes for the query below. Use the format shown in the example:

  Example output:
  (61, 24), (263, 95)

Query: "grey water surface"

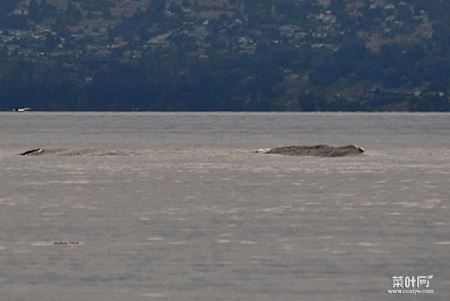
(0, 112), (449, 300)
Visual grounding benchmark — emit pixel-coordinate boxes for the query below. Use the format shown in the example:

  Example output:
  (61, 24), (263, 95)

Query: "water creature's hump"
(264, 144), (365, 157)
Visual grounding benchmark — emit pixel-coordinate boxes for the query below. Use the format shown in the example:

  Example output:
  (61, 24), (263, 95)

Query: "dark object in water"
(263, 144), (365, 157)
(20, 148), (44, 156)
(19, 148), (131, 157)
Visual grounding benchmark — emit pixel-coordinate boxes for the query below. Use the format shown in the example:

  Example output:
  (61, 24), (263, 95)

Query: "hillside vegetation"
(1, 0), (449, 111)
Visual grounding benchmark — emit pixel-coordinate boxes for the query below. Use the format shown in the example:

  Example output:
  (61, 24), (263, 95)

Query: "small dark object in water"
(54, 241), (80, 246)
(20, 148), (44, 156)
(262, 144), (365, 157)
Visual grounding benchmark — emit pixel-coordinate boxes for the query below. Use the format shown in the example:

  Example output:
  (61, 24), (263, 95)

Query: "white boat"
(17, 107), (31, 112)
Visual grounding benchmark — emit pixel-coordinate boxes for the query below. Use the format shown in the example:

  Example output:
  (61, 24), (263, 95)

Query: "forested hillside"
(1, 0), (449, 111)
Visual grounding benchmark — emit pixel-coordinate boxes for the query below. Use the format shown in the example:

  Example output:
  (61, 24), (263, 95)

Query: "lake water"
(0, 112), (449, 300)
